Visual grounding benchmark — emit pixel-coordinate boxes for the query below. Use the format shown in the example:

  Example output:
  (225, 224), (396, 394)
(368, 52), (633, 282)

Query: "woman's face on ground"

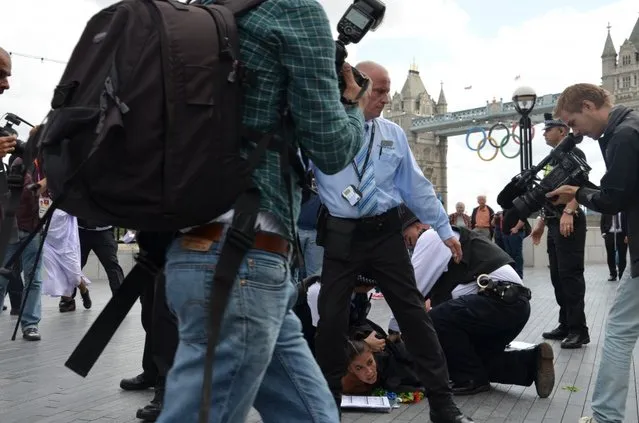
(348, 351), (377, 385)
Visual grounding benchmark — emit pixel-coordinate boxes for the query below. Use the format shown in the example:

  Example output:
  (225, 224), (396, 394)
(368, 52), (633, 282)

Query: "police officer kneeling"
(394, 206), (555, 398)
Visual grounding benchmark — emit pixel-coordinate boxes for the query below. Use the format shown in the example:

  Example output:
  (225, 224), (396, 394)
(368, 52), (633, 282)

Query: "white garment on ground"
(41, 209), (91, 297)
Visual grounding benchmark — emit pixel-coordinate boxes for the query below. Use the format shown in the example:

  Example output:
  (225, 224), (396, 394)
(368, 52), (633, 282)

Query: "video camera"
(497, 133), (591, 224)
(335, 0), (386, 98)
(0, 113), (32, 157)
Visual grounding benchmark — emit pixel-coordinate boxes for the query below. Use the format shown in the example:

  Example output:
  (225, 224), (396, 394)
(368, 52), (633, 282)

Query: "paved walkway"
(0, 251), (635, 423)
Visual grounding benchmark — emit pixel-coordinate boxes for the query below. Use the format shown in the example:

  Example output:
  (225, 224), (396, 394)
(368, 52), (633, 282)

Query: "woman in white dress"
(36, 177), (92, 312)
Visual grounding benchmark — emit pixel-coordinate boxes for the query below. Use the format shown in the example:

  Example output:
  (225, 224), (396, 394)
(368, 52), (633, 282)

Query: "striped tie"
(355, 123), (378, 216)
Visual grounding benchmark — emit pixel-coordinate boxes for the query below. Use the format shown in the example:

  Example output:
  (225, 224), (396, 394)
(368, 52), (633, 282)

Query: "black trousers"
(546, 215), (588, 334)
(136, 232), (179, 388)
(315, 214), (451, 409)
(430, 294), (535, 386)
(140, 272), (179, 387)
(604, 232), (627, 278)
(79, 229), (124, 295)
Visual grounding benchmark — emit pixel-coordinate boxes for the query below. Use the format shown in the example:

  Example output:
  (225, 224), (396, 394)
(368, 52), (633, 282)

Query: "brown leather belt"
(187, 223), (291, 257)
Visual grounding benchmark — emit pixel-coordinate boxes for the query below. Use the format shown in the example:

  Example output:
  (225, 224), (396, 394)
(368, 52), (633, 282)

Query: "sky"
(1, 0), (638, 213)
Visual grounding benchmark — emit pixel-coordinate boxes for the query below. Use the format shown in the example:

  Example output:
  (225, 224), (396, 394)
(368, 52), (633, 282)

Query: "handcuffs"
(476, 274), (525, 304)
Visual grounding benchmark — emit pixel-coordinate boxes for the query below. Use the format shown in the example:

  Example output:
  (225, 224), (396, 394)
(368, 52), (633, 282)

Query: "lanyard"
(352, 122), (376, 182)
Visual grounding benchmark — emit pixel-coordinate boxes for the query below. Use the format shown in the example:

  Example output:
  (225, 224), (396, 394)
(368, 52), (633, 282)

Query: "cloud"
(319, 0), (635, 212)
(0, 0), (103, 141)
(322, 0), (471, 41)
(0, 0), (634, 213)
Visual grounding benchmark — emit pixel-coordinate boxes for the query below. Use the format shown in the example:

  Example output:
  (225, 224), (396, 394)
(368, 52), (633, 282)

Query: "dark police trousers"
(315, 210), (452, 409)
(546, 214), (588, 335)
(430, 293), (536, 386)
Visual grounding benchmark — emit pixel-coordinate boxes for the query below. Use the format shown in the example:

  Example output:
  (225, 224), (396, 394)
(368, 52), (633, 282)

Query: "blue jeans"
(591, 275), (639, 423)
(503, 231), (524, 278)
(0, 230), (43, 330)
(298, 228), (324, 279)
(158, 236), (339, 423)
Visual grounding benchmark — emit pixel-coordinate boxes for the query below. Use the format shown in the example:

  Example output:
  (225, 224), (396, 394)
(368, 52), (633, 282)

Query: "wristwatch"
(563, 208), (575, 215)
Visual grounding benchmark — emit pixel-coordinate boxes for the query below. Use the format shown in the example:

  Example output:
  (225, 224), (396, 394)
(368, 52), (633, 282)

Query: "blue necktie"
(355, 123), (378, 216)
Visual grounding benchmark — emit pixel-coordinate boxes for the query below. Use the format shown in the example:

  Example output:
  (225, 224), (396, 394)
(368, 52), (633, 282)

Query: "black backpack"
(35, 0), (274, 231)
(35, 2), (307, 422)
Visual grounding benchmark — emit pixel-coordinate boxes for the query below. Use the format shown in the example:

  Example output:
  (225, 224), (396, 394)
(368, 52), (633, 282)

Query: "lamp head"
(512, 86), (537, 115)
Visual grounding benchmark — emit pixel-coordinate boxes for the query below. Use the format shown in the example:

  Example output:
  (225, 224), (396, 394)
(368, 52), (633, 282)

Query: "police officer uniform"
(397, 207), (555, 398)
(540, 114), (590, 349)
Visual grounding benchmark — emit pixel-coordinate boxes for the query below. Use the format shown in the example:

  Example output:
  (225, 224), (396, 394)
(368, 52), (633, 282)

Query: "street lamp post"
(512, 86), (537, 172)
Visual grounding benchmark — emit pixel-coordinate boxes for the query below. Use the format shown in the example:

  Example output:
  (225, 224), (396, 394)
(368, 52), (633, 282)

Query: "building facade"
(383, 65), (450, 208)
(381, 17), (639, 211)
(602, 18), (639, 108)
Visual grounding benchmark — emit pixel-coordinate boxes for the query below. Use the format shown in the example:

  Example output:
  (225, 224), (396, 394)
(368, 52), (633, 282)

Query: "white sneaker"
(579, 417), (597, 423)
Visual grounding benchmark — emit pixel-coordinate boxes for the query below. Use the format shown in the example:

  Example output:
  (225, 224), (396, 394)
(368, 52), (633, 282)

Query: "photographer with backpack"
(155, 1), (371, 422)
(33, 0), (368, 421)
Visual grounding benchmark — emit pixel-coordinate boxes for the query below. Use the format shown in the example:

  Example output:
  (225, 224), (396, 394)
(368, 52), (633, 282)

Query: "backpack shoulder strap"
(216, 0), (269, 16)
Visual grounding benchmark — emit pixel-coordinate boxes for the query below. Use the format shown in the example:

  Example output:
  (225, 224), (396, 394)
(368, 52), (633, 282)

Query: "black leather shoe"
(542, 325), (568, 340)
(430, 404), (475, 423)
(561, 332), (590, 349)
(608, 275), (617, 281)
(136, 387), (163, 421)
(80, 289), (92, 309)
(120, 373), (155, 391)
(451, 380), (490, 396)
(534, 342), (555, 398)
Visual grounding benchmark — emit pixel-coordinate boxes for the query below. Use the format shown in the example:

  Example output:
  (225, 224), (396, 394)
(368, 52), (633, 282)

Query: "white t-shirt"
(388, 229), (523, 332)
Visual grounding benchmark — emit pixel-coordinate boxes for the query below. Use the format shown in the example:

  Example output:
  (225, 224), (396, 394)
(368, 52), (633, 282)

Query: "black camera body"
(0, 113), (28, 157)
(498, 133), (591, 222)
(335, 0), (386, 97)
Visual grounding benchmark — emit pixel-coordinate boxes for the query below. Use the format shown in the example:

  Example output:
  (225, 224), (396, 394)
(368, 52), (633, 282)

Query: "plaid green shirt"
(203, 0), (364, 238)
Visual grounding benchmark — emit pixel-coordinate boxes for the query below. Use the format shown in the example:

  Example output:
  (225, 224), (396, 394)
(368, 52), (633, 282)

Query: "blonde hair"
(555, 83), (612, 115)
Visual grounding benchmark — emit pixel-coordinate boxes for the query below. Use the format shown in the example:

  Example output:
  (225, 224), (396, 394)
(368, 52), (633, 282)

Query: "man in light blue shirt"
(313, 61), (472, 423)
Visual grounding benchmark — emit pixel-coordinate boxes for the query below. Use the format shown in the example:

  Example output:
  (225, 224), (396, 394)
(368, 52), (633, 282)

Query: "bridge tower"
(384, 64), (450, 209)
(602, 17), (639, 108)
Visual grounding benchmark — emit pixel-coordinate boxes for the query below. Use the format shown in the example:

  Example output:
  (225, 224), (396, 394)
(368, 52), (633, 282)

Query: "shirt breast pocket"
(375, 146), (401, 189)
(378, 147), (401, 167)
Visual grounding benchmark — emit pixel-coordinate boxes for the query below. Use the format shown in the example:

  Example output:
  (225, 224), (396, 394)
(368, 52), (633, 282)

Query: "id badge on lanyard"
(344, 122), (376, 207)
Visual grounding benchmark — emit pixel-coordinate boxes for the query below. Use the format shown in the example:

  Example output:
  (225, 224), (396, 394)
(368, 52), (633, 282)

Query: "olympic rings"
(464, 122), (525, 161)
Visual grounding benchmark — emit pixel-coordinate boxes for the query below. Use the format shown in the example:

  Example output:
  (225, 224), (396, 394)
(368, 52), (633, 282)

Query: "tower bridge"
(384, 17), (639, 210)
(410, 92), (560, 137)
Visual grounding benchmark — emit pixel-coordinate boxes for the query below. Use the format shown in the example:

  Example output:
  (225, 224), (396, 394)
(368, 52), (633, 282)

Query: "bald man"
(0, 47), (17, 157)
(312, 61), (472, 423)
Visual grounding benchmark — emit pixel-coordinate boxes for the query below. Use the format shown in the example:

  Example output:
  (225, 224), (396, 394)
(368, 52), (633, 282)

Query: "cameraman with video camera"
(530, 113), (589, 350)
(0, 47), (18, 157)
(547, 84), (639, 423)
(156, 1), (371, 423)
